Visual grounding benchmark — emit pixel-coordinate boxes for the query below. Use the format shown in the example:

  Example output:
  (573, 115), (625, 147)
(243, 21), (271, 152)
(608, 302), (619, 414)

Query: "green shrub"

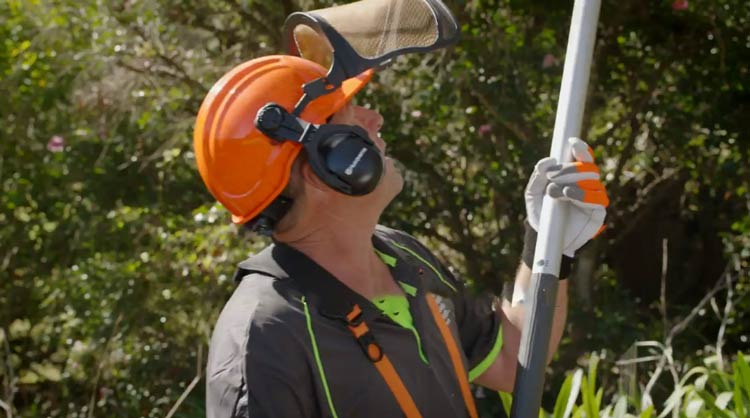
(496, 352), (750, 418)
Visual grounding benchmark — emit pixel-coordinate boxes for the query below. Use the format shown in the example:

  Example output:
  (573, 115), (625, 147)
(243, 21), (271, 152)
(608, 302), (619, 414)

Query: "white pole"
(509, 0), (601, 416)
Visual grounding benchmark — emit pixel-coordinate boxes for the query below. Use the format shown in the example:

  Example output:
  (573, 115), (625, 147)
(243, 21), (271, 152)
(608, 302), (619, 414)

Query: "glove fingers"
(547, 184), (610, 208)
(569, 137), (594, 163)
(549, 170), (599, 185)
(548, 161), (600, 176)
(572, 186), (609, 207)
(565, 186), (610, 209)
(527, 157), (558, 190)
(525, 157), (558, 231)
(527, 159), (557, 193)
(575, 179), (605, 191)
(537, 157), (558, 171)
(547, 162), (600, 190)
(549, 138), (606, 258)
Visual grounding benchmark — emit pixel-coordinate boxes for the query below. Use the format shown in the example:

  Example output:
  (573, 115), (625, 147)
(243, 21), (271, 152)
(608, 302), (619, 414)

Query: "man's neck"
(279, 222), (402, 300)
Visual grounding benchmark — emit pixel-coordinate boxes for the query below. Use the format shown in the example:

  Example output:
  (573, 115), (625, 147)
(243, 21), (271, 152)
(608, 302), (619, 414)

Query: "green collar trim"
(398, 281), (418, 297)
(372, 295), (429, 364)
(389, 241), (458, 293)
(374, 248), (397, 267)
(375, 246), (415, 296)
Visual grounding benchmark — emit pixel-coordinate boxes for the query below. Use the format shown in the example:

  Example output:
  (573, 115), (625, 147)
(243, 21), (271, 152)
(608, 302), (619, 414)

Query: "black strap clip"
(354, 330), (383, 363)
(345, 304), (384, 363)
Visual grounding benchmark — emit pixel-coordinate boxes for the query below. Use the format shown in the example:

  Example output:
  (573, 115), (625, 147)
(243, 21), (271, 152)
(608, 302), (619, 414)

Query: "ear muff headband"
(255, 103), (384, 196)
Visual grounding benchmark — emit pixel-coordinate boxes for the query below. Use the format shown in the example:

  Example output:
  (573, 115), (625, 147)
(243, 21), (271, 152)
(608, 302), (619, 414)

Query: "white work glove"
(524, 137), (609, 257)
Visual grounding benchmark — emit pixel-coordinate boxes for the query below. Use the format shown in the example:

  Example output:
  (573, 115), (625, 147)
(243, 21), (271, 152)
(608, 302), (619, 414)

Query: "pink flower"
(672, 0), (688, 11)
(47, 135), (65, 153)
(478, 124), (492, 136)
(542, 54), (557, 69)
(411, 110), (422, 118)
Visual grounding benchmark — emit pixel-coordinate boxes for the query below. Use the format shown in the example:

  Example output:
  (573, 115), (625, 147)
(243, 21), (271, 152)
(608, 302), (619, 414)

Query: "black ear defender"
(255, 103), (384, 196)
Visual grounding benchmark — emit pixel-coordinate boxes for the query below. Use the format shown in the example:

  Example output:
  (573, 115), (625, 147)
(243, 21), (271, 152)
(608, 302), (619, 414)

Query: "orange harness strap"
(346, 305), (423, 418)
(345, 299), (478, 418)
(426, 295), (479, 418)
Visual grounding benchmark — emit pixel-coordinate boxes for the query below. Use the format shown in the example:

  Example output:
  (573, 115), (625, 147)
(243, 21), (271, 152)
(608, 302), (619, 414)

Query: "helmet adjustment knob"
(255, 103), (307, 143)
(256, 104), (285, 132)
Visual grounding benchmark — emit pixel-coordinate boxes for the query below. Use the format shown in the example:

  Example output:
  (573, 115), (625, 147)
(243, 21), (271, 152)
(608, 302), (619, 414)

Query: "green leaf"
(680, 366), (709, 387)
(9, 318), (31, 338)
(695, 374), (709, 390)
(659, 385), (687, 418)
(639, 405), (654, 418)
(695, 389), (733, 418)
(19, 370), (40, 385)
(553, 372), (574, 418)
(733, 361), (748, 418)
(733, 376), (746, 418)
(715, 391), (733, 410)
(707, 369), (733, 393)
(589, 354), (600, 391)
(684, 398), (704, 418)
(581, 354), (601, 418)
(738, 354), (750, 400)
(613, 395), (628, 418)
(13, 206), (31, 222)
(553, 369), (583, 418)
(572, 406), (583, 418)
(31, 362), (62, 382)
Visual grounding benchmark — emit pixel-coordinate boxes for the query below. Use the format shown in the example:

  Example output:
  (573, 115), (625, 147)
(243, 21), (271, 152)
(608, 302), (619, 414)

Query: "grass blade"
(695, 389), (732, 418)
(733, 360), (748, 418)
(639, 405), (654, 418)
(553, 372), (575, 418)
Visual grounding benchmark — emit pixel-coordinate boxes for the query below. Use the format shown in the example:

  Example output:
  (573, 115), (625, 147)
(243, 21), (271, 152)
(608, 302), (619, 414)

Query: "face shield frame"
(283, 0), (460, 116)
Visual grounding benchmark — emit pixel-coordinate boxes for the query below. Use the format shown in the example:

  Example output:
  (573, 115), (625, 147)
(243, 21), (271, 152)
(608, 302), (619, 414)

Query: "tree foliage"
(1, 0), (748, 416)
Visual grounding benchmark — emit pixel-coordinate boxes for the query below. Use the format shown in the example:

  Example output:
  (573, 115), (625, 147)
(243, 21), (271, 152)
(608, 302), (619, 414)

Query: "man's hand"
(524, 137), (609, 257)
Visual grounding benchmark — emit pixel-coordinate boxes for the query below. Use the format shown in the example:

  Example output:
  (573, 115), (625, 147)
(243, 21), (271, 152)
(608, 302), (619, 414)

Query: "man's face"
(328, 101), (404, 200)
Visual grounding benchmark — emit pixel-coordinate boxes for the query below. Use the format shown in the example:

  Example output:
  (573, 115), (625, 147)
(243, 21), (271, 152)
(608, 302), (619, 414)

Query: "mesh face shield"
(284, 0), (459, 115)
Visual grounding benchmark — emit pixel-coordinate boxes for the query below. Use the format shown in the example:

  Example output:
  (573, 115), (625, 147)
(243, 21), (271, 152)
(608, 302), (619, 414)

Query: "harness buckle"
(345, 304), (365, 326)
(354, 330), (384, 363)
(344, 304), (384, 362)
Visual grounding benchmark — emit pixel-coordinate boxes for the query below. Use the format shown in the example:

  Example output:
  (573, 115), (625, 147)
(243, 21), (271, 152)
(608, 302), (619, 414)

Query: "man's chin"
(386, 156), (406, 174)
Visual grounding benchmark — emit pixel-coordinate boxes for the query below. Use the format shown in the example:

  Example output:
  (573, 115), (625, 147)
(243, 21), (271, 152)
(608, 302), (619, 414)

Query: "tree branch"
(87, 314), (123, 418)
(165, 343), (204, 418)
(471, 88), (532, 143)
(666, 265), (735, 346)
(112, 15), (206, 92)
(222, 0), (280, 49)
(610, 168), (686, 244)
(0, 328), (14, 418)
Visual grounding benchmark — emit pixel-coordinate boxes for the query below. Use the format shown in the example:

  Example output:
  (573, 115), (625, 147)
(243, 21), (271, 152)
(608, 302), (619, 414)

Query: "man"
(194, 55), (607, 418)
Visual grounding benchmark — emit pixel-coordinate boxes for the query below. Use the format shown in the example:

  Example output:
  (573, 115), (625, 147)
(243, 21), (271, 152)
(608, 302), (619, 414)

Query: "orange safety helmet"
(193, 55), (373, 224)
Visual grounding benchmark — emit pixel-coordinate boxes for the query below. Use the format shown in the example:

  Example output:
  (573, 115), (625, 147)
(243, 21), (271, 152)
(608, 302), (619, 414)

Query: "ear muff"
(255, 103), (384, 196)
(305, 124), (383, 196)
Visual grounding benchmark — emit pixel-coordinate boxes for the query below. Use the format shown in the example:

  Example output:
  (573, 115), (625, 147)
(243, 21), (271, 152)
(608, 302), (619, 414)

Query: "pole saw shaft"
(509, 1), (601, 416)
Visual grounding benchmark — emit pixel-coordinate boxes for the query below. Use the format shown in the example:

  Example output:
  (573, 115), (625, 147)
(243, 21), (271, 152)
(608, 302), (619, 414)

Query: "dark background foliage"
(1, 0), (748, 416)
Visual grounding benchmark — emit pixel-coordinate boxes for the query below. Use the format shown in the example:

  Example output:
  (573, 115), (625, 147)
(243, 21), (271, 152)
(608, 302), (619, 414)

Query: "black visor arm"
(255, 103), (313, 142)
